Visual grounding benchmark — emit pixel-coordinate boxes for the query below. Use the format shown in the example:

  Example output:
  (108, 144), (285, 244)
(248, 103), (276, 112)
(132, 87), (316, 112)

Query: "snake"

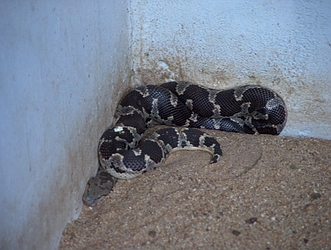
(82, 81), (287, 206)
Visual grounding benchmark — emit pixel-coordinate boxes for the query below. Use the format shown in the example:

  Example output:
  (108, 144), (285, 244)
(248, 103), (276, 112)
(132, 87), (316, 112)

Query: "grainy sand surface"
(60, 131), (331, 249)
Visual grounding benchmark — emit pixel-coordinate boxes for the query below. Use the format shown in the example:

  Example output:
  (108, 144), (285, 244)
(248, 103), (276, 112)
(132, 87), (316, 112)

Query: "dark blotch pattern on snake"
(82, 81), (287, 206)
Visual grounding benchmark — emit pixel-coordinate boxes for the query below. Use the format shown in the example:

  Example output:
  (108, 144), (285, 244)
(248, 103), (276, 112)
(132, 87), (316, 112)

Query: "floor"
(59, 130), (331, 249)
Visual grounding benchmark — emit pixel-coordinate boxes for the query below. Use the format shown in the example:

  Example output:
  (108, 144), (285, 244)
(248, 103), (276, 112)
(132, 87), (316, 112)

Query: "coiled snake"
(83, 81), (287, 206)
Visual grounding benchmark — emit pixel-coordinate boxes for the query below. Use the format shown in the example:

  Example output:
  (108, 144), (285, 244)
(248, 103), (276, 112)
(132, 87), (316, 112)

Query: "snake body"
(83, 81), (287, 206)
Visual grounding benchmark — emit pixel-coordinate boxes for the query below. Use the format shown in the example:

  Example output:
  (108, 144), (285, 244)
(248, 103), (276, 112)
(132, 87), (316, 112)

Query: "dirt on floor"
(59, 131), (331, 250)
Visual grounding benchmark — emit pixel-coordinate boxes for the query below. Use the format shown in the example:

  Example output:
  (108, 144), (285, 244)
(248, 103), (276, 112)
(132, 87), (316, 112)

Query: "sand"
(59, 131), (331, 249)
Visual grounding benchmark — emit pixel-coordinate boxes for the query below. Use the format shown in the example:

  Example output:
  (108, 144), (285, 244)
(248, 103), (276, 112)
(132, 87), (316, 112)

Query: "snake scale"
(83, 81), (287, 206)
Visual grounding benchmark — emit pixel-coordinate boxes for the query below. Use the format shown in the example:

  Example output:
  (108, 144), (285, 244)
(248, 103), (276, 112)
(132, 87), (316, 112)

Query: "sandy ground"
(59, 131), (331, 249)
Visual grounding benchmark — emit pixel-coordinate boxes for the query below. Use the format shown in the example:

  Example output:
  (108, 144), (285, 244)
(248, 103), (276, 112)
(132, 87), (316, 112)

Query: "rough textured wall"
(130, 0), (331, 139)
(0, 1), (130, 249)
(1, 1), (330, 249)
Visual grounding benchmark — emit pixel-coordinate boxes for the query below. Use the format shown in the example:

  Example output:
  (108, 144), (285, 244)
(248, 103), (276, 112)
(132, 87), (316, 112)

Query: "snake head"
(82, 169), (118, 206)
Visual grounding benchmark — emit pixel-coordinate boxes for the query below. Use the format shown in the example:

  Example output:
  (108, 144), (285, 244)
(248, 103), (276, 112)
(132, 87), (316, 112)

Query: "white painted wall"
(130, 0), (331, 139)
(0, 1), (130, 249)
(1, 0), (330, 249)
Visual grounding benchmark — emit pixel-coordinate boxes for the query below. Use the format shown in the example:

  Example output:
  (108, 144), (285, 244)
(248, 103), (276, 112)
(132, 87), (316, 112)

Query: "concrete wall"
(1, 0), (330, 249)
(0, 1), (130, 249)
(130, 0), (331, 139)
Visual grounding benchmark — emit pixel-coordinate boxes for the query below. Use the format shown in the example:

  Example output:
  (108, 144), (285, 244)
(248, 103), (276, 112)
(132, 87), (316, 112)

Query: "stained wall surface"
(130, 0), (331, 139)
(0, 1), (130, 249)
(1, 1), (331, 250)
